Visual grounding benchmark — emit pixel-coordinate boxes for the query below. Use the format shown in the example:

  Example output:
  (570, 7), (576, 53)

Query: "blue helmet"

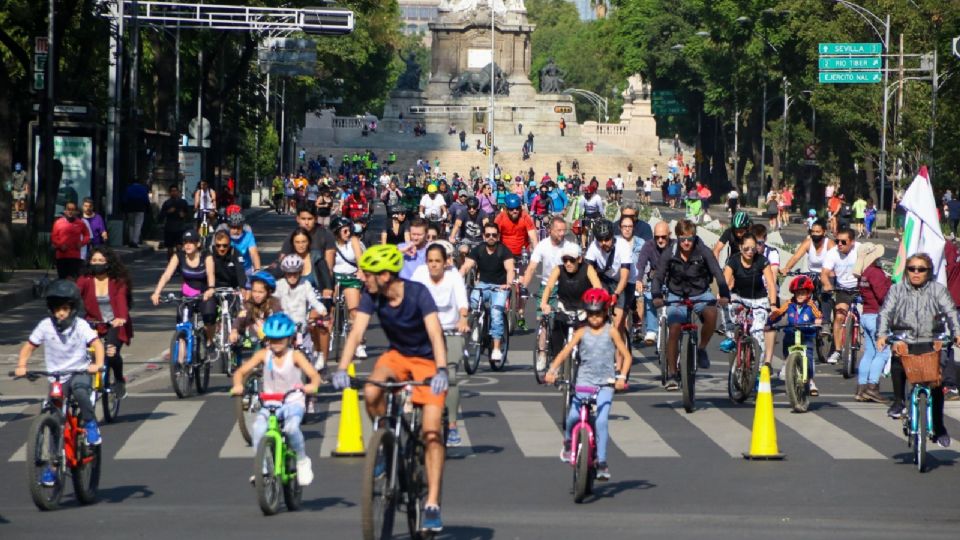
(249, 270), (276, 291)
(262, 313), (296, 339)
(808, 209), (816, 217)
(505, 193), (522, 209)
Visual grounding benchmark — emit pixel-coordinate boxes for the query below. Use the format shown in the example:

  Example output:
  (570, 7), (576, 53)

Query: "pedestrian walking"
(526, 132), (534, 153)
(81, 197), (108, 249)
(11, 162), (27, 219)
(160, 184), (190, 258)
(517, 122), (523, 135)
(51, 200), (90, 280)
(123, 178), (150, 247)
(559, 116), (566, 137)
(766, 191), (780, 231)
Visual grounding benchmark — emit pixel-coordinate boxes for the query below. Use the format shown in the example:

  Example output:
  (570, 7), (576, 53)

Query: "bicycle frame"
(789, 329), (809, 384)
(906, 384), (935, 439)
(37, 372), (96, 469)
(263, 413), (297, 483)
(568, 387), (601, 471)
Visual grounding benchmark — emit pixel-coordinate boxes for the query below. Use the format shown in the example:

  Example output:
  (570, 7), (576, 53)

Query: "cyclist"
(412, 242), (470, 447)
(635, 221), (674, 345)
(420, 183), (448, 225)
(651, 219), (730, 390)
(332, 244), (450, 532)
(211, 231), (248, 291)
(544, 288), (631, 481)
(233, 271), (282, 347)
(579, 184), (604, 246)
(342, 189), (368, 222)
(399, 218), (430, 280)
(278, 205), (336, 279)
(220, 213), (260, 276)
(331, 216), (367, 358)
(231, 312), (321, 486)
(77, 247), (133, 398)
(768, 275), (823, 395)
(617, 215), (645, 337)
(449, 196), (489, 265)
(151, 230), (217, 346)
(382, 206), (410, 245)
(459, 222), (516, 362)
(530, 184), (550, 224)
(539, 244), (603, 369)
(750, 224), (779, 270)
(584, 220), (632, 344)
(16, 279), (106, 460)
(193, 179), (217, 227)
(712, 210), (751, 262)
(719, 233), (777, 366)
(546, 181), (568, 214)
(494, 193), (537, 329)
(820, 227), (860, 365)
(274, 254), (328, 366)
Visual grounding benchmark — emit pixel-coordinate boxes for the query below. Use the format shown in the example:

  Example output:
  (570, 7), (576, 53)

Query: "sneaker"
(296, 457), (314, 486)
(446, 427), (462, 447)
(665, 378), (680, 391)
(249, 475), (256, 485)
(115, 379), (127, 399)
(491, 348), (503, 362)
(422, 505), (443, 532)
(887, 400), (905, 419)
(808, 380), (819, 396)
(536, 351), (547, 372)
(596, 462), (611, 481)
(945, 387), (960, 401)
(778, 365), (787, 381)
(84, 420), (102, 446)
(935, 434), (952, 448)
(718, 338), (735, 353)
(560, 441), (572, 462)
(696, 348), (710, 369)
(355, 344), (368, 359)
(313, 352), (325, 370)
(644, 331), (656, 345)
(517, 318), (527, 331)
(373, 456), (387, 478)
(40, 467), (57, 487)
(827, 351), (840, 365)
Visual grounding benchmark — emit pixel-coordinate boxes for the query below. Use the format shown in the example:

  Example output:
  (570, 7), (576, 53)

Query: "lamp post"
(488, 0), (496, 185)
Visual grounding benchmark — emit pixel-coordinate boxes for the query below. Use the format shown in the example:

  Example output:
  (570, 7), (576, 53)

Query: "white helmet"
(280, 254), (304, 273)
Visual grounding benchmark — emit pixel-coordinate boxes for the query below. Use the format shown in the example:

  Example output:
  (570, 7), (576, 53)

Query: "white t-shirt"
(762, 245), (781, 267)
(585, 237), (634, 283)
(420, 194), (446, 219)
(529, 239), (579, 286)
(29, 318), (98, 374)
(583, 194), (604, 215)
(334, 241), (364, 274)
(822, 243), (860, 288)
(412, 266), (468, 331)
(613, 176), (624, 191)
(650, 166), (658, 177)
(643, 179), (653, 193)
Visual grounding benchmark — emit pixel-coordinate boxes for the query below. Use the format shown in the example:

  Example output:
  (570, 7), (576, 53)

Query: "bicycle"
(328, 284), (350, 362)
(212, 287), (243, 375)
(162, 293), (210, 398)
(508, 250), (530, 332)
(780, 323), (821, 413)
(549, 310), (583, 430)
(661, 297), (712, 413)
(252, 388), (308, 515)
(561, 381), (613, 504)
(889, 332), (949, 473)
(11, 369), (102, 511)
(725, 301), (769, 404)
(464, 284), (510, 374)
(88, 321), (122, 423)
(833, 287), (862, 379)
(785, 271), (833, 363)
(354, 377), (437, 540)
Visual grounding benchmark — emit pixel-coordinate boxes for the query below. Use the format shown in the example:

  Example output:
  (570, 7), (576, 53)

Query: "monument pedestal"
(383, 90), (426, 132)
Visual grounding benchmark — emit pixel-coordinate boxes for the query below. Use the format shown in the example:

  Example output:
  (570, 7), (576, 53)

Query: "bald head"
(654, 221), (670, 237)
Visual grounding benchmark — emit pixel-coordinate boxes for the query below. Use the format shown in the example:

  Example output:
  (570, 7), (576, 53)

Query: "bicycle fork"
(906, 386), (935, 440)
(175, 322), (195, 367)
(569, 405), (595, 469)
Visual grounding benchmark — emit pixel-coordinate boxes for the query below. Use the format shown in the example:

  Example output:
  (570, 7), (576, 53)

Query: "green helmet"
(732, 211), (752, 229)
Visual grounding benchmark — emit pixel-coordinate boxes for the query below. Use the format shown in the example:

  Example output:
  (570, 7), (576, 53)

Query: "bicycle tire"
(463, 316), (482, 375)
(100, 368), (121, 423)
(405, 438), (429, 539)
(784, 352), (810, 413)
(234, 392), (259, 445)
(283, 451), (303, 511)
(741, 340), (759, 401)
(680, 334), (696, 413)
(254, 436), (283, 516)
(657, 317), (669, 386)
(533, 322), (549, 384)
(841, 315), (856, 379)
(727, 344), (748, 404)
(573, 428), (591, 504)
(330, 303), (345, 362)
(361, 429), (397, 540)
(561, 353), (575, 429)
(195, 359), (211, 394)
(507, 287), (518, 336)
(72, 438), (100, 505)
(916, 392), (928, 473)
(26, 413), (64, 511)
(169, 330), (192, 398)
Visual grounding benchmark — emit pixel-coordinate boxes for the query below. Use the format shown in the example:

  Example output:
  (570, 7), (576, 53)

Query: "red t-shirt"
(494, 211), (534, 256)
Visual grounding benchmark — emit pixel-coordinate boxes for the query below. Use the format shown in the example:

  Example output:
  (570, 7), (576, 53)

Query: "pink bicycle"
(565, 382), (613, 503)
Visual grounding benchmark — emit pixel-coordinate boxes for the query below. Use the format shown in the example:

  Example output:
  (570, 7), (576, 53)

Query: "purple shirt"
(398, 242), (426, 280)
(83, 214), (107, 246)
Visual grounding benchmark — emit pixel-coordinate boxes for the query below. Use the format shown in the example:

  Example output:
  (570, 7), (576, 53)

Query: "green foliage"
(239, 122), (279, 189)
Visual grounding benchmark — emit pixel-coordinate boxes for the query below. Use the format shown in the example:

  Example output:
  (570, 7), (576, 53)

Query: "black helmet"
(45, 279), (81, 332)
(594, 220), (615, 241)
(330, 216), (353, 233)
(466, 196), (480, 209)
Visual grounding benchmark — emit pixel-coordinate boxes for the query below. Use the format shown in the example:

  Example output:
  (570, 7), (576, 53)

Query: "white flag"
(892, 166), (946, 284)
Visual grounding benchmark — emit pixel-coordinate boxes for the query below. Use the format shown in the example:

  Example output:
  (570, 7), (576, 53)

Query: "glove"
(431, 368), (449, 395)
(332, 370), (351, 390)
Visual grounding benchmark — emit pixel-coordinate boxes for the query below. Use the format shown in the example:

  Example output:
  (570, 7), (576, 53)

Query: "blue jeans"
(858, 313), (890, 385)
(565, 386), (614, 463)
(665, 291), (716, 325)
(252, 402), (306, 459)
(470, 283), (508, 340)
(643, 291), (659, 335)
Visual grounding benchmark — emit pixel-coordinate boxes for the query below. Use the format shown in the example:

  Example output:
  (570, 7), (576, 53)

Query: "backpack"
(606, 178), (616, 192)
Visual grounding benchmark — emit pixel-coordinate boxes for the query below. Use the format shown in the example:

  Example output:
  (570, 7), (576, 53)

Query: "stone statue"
(539, 57), (566, 94)
(448, 63), (509, 97)
(395, 51), (422, 91)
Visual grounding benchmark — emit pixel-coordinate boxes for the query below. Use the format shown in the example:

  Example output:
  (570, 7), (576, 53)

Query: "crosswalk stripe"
(0, 403), (30, 430)
(776, 407), (885, 459)
(840, 402), (960, 459)
(219, 423), (252, 459)
(318, 399), (372, 458)
(672, 402), (750, 458)
(498, 401), (562, 457)
(9, 442), (26, 462)
(115, 401), (203, 460)
(944, 403), (960, 423)
(610, 401), (678, 457)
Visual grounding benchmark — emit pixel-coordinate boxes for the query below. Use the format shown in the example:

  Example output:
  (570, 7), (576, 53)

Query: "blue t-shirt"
(397, 243), (426, 280)
(231, 230), (257, 273)
(358, 279), (438, 359)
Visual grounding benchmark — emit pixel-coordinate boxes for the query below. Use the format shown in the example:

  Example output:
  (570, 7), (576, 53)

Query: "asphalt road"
(1, 199), (958, 539)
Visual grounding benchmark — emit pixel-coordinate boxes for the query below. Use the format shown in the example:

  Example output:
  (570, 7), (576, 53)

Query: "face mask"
(89, 263), (109, 275)
(810, 234), (824, 243)
(230, 233), (242, 240)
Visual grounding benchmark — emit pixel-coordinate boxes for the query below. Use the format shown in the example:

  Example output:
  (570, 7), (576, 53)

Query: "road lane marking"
(115, 401), (203, 460)
(777, 407), (885, 459)
(219, 423), (252, 459)
(498, 401), (562, 457)
(944, 403), (960, 424)
(0, 403), (31, 429)
(610, 401), (678, 457)
(841, 402), (960, 460)
(319, 399), (372, 458)
(672, 401), (750, 458)
(8, 442), (26, 462)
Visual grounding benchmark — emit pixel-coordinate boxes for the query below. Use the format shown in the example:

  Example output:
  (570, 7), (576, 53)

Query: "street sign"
(33, 72), (44, 91)
(819, 71), (882, 84)
(818, 57), (882, 70)
(652, 90), (687, 115)
(804, 144), (817, 160)
(34, 37), (48, 54)
(819, 42), (882, 55)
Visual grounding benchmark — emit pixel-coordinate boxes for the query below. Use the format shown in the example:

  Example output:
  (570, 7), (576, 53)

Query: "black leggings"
(104, 326), (125, 381)
(890, 347), (948, 437)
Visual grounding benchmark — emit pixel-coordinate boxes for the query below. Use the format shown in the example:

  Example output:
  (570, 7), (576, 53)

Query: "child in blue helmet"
(805, 209), (817, 230)
(231, 312), (322, 486)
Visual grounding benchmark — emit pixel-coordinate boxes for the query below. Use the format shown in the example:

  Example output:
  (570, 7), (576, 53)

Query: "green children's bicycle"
(253, 388), (306, 516)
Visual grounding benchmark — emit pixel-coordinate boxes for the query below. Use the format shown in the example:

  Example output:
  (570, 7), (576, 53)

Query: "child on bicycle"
(768, 275), (822, 396)
(544, 288), (631, 481)
(232, 271), (282, 347)
(230, 313), (321, 486)
(274, 254), (327, 366)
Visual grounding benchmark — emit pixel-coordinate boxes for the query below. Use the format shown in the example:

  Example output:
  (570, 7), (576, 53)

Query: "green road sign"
(819, 42), (882, 55)
(33, 72), (44, 90)
(818, 57), (882, 70)
(818, 71), (882, 84)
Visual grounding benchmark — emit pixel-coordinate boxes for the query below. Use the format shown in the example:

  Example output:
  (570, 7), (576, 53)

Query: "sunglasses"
(837, 240), (850, 245)
(215, 243), (230, 249)
(483, 233), (499, 238)
(654, 235), (669, 240)
(562, 256), (578, 263)
(906, 266), (930, 273)
(678, 236), (695, 242)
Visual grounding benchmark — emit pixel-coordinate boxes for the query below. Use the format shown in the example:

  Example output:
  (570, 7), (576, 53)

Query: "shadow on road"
(105, 411), (173, 424)
(300, 496), (356, 511)
(589, 478), (657, 501)
(98, 484), (155, 503)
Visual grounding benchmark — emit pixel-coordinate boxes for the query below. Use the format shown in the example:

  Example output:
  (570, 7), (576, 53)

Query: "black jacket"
(213, 249), (248, 289)
(651, 237), (730, 299)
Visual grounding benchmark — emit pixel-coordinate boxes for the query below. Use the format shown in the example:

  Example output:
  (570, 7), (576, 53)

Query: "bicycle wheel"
(169, 330), (192, 398)
(560, 354), (575, 428)
(463, 316), (482, 375)
(234, 389), (260, 445)
(916, 392), (928, 473)
(254, 436), (283, 516)
(330, 303), (345, 361)
(405, 439), (429, 539)
(679, 334), (696, 413)
(533, 322), (549, 384)
(784, 352), (810, 413)
(26, 413), (65, 511)
(100, 368), (121, 423)
(657, 317), (669, 386)
(361, 429), (397, 540)
(573, 428), (591, 504)
(841, 315), (857, 379)
(72, 435), (101, 505)
(507, 288), (518, 336)
(740, 340), (759, 400)
(283, 450), (303, 511)
(727, 344), (748, 404)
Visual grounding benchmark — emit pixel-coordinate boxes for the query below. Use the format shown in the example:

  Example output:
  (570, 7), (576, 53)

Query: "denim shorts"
(665, 292), (716, 325)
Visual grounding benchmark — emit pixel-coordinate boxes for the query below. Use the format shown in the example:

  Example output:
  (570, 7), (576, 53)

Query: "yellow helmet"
(358, 244), (404, 274)
(426, 184), (438, 194)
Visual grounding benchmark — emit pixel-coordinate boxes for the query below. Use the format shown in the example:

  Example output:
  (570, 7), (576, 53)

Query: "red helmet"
(582, 288), (612, 312)
(584, 184), (597, 195)
(571, 219), (583, 235)
(226, 204), (242, 216)
(789, 275), (815, 294)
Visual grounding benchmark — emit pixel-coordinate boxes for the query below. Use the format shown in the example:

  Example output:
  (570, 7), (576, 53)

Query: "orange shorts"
(373, 349), (444, 407)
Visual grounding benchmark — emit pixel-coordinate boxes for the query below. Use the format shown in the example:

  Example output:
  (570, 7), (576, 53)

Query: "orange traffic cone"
(743, 365), (785, 460)
(331, 362), (365, 457)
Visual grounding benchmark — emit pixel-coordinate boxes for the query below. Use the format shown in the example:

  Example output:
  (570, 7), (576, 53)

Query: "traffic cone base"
(743, 365), (785, 460)
(332, 362), (366, 457)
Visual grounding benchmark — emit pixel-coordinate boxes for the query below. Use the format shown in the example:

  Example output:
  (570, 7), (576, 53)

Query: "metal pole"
(40, 0), (56, 230)
(174, 24), (180, 190)
(759, 81), (766, 199)
(106, 0), (123, 219)
(197, 50), (203, 182)
(488, 0), (495, 185)
(782, 77), (788, 190)
(129, 0), (140, 183)
(879, 13), (890, 226)
(734, 105), (739, 194)
(929, 48), (937, 180)
(280, 80), (286, 175)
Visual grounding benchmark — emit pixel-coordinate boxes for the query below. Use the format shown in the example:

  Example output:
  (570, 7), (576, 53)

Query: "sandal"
(808, 381), (820, 397)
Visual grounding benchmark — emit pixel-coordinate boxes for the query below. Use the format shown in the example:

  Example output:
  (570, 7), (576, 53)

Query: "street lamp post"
(488, 0), (496, 185)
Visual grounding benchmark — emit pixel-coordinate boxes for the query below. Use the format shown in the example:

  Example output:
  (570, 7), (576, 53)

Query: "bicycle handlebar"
(9, 368), (100, 381)
(259, 388), (308, 403)
(729, 300), (771, 311)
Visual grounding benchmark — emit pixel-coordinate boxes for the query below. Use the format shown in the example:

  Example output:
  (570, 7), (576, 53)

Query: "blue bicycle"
(162, 294), (210, 398)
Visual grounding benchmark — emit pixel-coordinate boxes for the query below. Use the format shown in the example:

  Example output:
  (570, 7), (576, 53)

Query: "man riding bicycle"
(712, 210), (752, 262)
(494, 193), (537, 329)
(459, 222), (516, 362)
(820, 227), (860, 365)
(585, 220), (633, 345)
(332, 244), (449, 532)
(449, 196), (490, 265)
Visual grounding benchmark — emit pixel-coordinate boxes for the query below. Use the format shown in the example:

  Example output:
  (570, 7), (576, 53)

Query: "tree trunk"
(863, 157), (877, 204)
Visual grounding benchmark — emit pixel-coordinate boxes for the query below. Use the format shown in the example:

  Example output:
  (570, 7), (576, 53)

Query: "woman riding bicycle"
(151, 229), (217, 345)
(719, 233), (777, 366)
(331, 216), (367, 358)
(780, 218), (836, 325)
(538, 243), (603, 369)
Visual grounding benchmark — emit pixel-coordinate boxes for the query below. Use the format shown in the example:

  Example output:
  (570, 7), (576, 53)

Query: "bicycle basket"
(893, 341), (943, 386)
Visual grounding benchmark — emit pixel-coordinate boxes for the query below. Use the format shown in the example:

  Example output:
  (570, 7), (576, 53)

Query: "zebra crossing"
(3, 396), (960, 464)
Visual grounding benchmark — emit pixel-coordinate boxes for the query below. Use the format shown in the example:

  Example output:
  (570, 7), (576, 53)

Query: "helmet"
(529, 180), (537, 188)
(426, 184), (438, 194)
(227, 213), (245, 227)
(808, 209), (817, 217)
(45, 279), (81, 332)
(359, 244), (404, 274)
(225, 204), (242, 216)
(262, 313), (297, 339)
(504, 194), (522, 209)
(504, 173), (512, 181)
(249, 270), (276, 291)
(571, 219), (583, 236)
(789, 275), (816, 294)
(330, 216), (353, 233)
(466, 196), (480, 209)
(593, 220), (615, 241)
(280, 254), (304, 273)
(581, 288), (612, 312)
(429, 240), (455, 258)
(585, 184), (597, 195)
(732, 211), (752, 229)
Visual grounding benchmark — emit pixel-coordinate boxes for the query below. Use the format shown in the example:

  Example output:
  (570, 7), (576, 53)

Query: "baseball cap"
(182, 230), (200, 243)
(560, 243), (581, 259)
